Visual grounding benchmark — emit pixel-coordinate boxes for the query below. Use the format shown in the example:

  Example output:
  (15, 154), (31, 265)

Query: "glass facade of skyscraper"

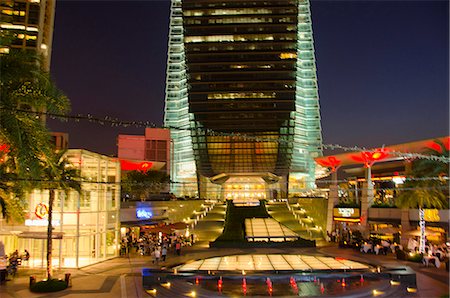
(164, 0), (322, 199)
(0, 0), (56, 70)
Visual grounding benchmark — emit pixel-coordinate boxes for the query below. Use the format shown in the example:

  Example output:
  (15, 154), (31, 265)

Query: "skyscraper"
(164, 0), (322, 199)
(0, 0), (56, 71)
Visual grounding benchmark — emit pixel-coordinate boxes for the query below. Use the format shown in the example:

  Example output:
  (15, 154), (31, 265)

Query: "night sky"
(48, 0), (449, 156)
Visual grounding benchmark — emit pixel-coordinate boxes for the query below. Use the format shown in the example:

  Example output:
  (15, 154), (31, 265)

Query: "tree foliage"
(121, 170), (170, 201)
(396, 140), (449, 209)
(0, 50), (70, 221)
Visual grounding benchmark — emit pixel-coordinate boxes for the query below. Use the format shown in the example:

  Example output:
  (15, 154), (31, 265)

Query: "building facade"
(0, 0), (56, 70)
(0, 149), (121, 268)
(117, 128), (171, 174)
(164, 0), (322, 199)
(316, 136), (449, 244)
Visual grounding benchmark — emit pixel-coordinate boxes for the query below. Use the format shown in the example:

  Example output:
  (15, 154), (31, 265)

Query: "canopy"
(371, 227), (400, 234)
(143, 222), (188, 234)
(405, 228), (441, 237)
(18, 231), (63, 239)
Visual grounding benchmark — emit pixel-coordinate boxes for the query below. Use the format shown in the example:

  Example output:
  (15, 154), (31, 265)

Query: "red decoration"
(316, 156), (342, 172)
(351, 149), (389, 167)
(217, 277), (223, 292)
(242, 278), (247, 295)
(0, 144), (9, 153)
(266, 277), (273, 296)
(427, 138), (449, 153)
(119, 159), (153, 172)
(289, 277), (298, 294)
(0, 144), (9, 163)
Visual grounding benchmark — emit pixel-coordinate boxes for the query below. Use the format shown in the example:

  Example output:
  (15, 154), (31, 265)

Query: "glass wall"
(0, 149), (121, 268)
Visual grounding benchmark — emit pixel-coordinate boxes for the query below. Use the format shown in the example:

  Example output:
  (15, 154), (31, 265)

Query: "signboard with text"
(333, 208), (360, 219)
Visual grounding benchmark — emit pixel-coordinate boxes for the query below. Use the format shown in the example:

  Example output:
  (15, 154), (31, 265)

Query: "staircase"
(191, 201), (226, 246)
(266, 201), (324, 241)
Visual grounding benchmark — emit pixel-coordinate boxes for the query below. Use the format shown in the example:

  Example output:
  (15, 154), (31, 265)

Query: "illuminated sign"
(333, 208), (360, 219)
(35, 203), (49, 219)
(136, 208), (153, 220)
(338, 208), (354, 217)
(25, 219), (60, 226)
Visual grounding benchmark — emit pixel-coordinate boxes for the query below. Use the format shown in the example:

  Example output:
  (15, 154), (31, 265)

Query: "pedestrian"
(154, 247), (161, 264)
(23, 249), (30, 264)
(175, 242), (181, 256)
(161, 246), (167, 262)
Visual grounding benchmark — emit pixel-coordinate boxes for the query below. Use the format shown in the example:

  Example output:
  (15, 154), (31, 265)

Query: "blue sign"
(136, 208), (153, 220)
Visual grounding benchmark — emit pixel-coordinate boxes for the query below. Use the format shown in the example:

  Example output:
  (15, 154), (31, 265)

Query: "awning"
(18, 232), (63, 239)
(371, 227), (400, 234)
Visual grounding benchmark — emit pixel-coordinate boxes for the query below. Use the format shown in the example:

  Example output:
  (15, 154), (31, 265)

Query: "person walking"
(161, 246), (167, 262)
(154, 247), (161, 264)
(175, 242), (181, 256)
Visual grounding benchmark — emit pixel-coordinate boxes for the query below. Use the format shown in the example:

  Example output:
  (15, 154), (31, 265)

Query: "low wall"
(120, 200), (206, 223)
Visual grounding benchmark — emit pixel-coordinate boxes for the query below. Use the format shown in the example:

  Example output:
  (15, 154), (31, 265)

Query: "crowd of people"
(0, 249), (30, 280)
(332, 228), (449, 269)
(120, 229), (195, 264)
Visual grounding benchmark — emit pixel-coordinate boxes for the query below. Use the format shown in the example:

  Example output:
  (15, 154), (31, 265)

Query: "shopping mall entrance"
(207, 173), (285, 203)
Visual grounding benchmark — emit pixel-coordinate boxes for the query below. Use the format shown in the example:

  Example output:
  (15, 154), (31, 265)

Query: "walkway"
(1, 244), (448, 297)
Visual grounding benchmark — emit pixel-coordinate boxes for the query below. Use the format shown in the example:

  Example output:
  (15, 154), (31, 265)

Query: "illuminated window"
(280, 53), (297, 59)
(185, 34), (278, 43)
(230, 65), (248, 69)
(207, 92), (276, 100)
(208, 17), (273, 24)
(16, 34), (37, 40)
(1, 9), (26, 16)
(184, 8), (275, 17)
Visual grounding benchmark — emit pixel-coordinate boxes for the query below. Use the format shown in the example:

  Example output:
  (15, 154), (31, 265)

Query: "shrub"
(371, 203), (396, 208)
(407, 253), (423, 263)
(396, 249), (408, 260)
(30, 279), (68, 293)
(334, 202), (359, 208)
(396, 249), (423, 263)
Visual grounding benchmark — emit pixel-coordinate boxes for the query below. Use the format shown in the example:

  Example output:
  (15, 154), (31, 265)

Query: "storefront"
(333, 207), (361, 239)
(0, 149), (121, 268)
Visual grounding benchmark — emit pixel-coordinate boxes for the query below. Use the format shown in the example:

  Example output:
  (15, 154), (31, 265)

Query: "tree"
(121, 170), (170, 201)
(0, 160), (27, 222)
(396, 140), (449, 253)
(41, 150), (81, 279)
(0, 50), (70, 220)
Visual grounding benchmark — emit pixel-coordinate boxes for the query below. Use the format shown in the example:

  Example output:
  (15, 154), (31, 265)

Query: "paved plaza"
(0, 242), (448, 298)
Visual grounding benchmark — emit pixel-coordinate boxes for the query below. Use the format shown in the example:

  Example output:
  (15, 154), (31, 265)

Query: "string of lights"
(1, 107), (448, 163)
(2, 176), (448, 188)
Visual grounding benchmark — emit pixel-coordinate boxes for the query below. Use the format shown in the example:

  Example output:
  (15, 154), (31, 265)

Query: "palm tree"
(0, 161), (27, 222)
(41, 150), (81, 279)
(1, 50), (70, 177)
(396, 140), (449, 253)
(1, 50), (70, 222)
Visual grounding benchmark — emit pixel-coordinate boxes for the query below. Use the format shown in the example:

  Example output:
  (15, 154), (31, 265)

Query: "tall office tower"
(164, 0), (322, 199)
(0, 0), (56, 71)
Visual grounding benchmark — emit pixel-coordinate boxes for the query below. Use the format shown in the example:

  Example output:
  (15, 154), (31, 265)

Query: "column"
(360, 166), (373, 236)
(326, 171), (338, 235)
